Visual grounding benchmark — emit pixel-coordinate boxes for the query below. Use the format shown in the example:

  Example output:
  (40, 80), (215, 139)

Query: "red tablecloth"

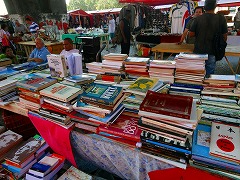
(28, 112), (76, 167)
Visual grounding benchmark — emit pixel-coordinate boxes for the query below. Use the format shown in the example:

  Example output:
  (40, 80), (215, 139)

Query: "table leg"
(154, 52), (157, 60)
(224, 56), (236, 74)
(160, 52), (164, 60)
(236, 58), (240, 74)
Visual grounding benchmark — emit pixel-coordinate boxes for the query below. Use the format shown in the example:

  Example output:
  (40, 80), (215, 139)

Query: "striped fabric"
(29, 22), (39, 33)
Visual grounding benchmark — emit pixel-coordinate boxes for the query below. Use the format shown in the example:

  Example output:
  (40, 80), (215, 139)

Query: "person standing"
(178, 7), (204, 44)
(0, 24), (10, 47)
(234, 7), (240, 30)
(14, 20), (28, 35)
(189, 0), (227, 77)
(108, 14), (116, 48)
(119, 10), (131, 55)
(25, 17), (39, 34)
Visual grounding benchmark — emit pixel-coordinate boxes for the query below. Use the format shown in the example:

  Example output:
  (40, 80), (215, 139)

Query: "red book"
(139, 91), (193, 120)
(97, 114), (142, 142)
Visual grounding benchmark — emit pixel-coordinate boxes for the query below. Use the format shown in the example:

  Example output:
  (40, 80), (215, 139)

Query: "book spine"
(98, 126), (140, 142)
(19, 94), (42, 104)
(141, 131), (191, 150)
(200, 105), (240, 119)
(143, 139), (191, 154)
(5, 160), (21, 168)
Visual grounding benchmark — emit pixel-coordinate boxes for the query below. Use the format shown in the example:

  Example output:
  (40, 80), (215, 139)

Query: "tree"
(67, 0), (123, 11)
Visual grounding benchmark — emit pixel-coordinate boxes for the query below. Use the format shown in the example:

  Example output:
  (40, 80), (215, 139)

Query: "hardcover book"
(210, 122), (240, 163)
(16, 74), (57, 92)
(98, 114), (142, 142)
(126, 77), (159, 96)
(79, 83), (123, 105)
(0, 130), (23, 159)
(39, 83), (83, 102)
(5, 137), (42, 168)
(139, 91), (193, 120)
(47, 54), (68, 78)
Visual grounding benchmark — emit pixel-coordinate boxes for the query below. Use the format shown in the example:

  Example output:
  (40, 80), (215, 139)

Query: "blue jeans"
(205, 55), (216, 78)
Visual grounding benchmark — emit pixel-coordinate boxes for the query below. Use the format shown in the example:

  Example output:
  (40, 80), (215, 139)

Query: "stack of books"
(175, 53), (207, 85)
(2, 135), (49, 179)
(123, 77), (163, 114)
(16, 74), (57, 111)
(39, 83), (83, 128)
(97, 114), (142, 147)
(0, 130), (23, 162)
(138, 91), (201, 169)
(0, 78), (18, 105)
(124, 57), (150, 77)
(85, 62), (105, 74)
(26, 153), (65, 180)
(191, 123), (240, 180)
(149, 60), (176, 83)
(169, 83), (203, 100)
(72, 82), (125, 132)
(63, 74), (95, 87)
(234, 74), (240, 94)
(101, 53), (127, 74)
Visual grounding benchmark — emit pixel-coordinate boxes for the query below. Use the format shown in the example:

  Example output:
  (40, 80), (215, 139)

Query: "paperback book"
(79, 82), (123, 105)
(39, 83), (83, 102)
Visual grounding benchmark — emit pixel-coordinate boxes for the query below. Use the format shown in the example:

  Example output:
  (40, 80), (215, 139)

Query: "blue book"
(29, 162), (52, 177)
(79, 83), (123, 105)
(0, 67), (19, 77)
(192, 124), (239, 165)
(171, 83), (203, 90)
(169, 88), (201, 94)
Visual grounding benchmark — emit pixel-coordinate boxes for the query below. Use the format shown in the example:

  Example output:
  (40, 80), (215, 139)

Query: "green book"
(79, 83), (123, 105)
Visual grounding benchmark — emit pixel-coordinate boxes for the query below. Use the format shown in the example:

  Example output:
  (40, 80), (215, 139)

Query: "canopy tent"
(86, 8), (121, 15)
(119, 0), (200, 6)
(67, 9), (94, 27)
(68, 9), (91, 17)
(217, 0), (240, 7)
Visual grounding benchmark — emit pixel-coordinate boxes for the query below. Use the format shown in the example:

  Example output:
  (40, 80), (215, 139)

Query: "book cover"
(124, 57), (150, 65)
(139, 91), (193, 120)
(98, 114), (142, 142)
(103, 53), (128, 61)
(28, 162), (52, 178)
(39, 83), (83, 102)
(47, 54), (68, 78)
(210, 122), (240, 163)
(0, 130), (23, 158)
(79, 83), (123, 105)
(16, 74), (57, 92)
(5, 137), (42, 168)
(126, 77), (159, 96)
(57, 165), (92, 180)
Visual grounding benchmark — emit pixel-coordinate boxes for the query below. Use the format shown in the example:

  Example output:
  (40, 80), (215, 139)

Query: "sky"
(0, 0), (70, 15)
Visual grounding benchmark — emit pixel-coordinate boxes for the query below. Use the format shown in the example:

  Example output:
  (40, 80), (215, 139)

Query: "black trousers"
(121, 41), (130, 55)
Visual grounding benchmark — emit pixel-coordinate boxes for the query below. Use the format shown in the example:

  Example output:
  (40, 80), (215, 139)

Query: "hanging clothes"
(169, 0), (194, 34)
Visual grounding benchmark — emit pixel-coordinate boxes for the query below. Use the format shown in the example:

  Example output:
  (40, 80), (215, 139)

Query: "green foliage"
(67, 0), (124, 11)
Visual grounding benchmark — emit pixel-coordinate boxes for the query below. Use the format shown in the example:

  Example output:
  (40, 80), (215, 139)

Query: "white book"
(47, 54), (68, 78)
(210, 122), (240, 163)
